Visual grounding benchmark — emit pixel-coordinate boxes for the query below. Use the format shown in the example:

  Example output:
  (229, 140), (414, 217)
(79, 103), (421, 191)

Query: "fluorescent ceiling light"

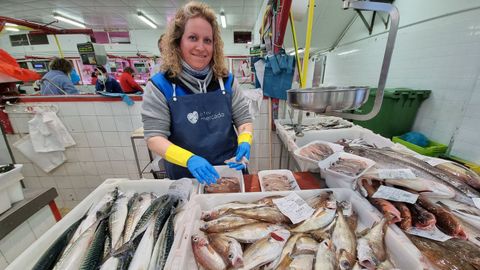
(220, 11), (226, 28)
(5, 27), (19, 32)
(137, 11), (157, 29)
(5, 23), (18, 27)
(53, 12), (86, 28)
(289, 48), (304, 56)
(337, 49), (359, 56)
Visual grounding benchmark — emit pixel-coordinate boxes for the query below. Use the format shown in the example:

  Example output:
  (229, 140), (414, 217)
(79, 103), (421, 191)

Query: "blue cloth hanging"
(262, 51), (295, 100)
(96, 91), (134, 106)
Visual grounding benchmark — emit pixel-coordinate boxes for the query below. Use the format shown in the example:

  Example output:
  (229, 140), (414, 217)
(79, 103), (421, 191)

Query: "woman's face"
(180, 17), (213, 70)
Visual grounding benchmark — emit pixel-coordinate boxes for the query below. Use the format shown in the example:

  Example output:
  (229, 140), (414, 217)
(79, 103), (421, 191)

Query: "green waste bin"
(352, 88), (431, 139)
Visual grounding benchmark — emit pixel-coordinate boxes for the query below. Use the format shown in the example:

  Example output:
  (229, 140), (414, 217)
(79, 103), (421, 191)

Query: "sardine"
(241, 229), (290, 269)
(32, 215), (85, 270)
(291, 207), (336, 233)
(208, 234), (244, 268)
(393, 202), (412, 230)
(332, 208), (356, 269)
(121, 192), (155, 246)
(230, 206), (290, 224)
(192, 234), (227, 270)
(418, 196), (467, 239)
(288, 254), (314, 270)
(314, 239), (336, 270)
(223, 223), (283, 243)
(200, 215), (258, 233)
(80, 219), (108, 270)
(109, 193), (131, 251)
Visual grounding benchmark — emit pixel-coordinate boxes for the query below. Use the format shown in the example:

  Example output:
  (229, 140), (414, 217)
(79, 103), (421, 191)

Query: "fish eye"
(228, 253), (234, 259)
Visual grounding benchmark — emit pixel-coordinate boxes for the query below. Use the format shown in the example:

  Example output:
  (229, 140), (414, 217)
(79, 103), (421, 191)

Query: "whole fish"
(454, 216), (480, 248)
(223, 223), (283, 243)
(347, 146), (479, 204)
(338, 249), (356, 270)
(201, 202), (268, 221)
(192, 234), (227, 270)
(121, 192), (155, 246)
(273, 233), (305, 270)
(314, 239), (336, 270)
(332, 208), (356, 270)
(129, 194), (172, 242)
(109, 193), (132, 250)
(310, 219), (336, 242)
(53, 218), (102, 270)
(200, 215), (258, 233)
(230, 206), (290, 224)
(436, 162), (480, 189)
(128, 219), (156, 270)
(80, 219), (108, 270)
(99, 256), (119, 270)
(288, 254), (314, 270)
(393, 202), (412, 230)
(292, 236), (318, 255)
(32, 215), (85, 270)
(418, 196), (467, 239)
(241, 229), (290, 269)
(380, 178), (455, 198)
(361, 179), (401, 224)
(150, 208), (176, 270)
(436, 199), (480, 229)
(291, 207), (336, 233)
(70, 188), (118, 245)
(408, 203), (436, 230)
(208, 234), (244, 268)
(357, 218), (388, 269)
(410, 235), (478, 270)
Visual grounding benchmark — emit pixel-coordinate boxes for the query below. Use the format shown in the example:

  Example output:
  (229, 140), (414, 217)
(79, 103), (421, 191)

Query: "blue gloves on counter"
(187, 155), (219, 185)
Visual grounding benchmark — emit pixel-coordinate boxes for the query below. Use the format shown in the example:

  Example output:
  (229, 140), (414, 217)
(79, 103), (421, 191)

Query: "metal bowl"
(287, 86), (370, 113)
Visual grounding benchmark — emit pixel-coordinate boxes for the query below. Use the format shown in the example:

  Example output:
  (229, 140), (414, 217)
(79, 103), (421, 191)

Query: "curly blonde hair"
(161, 1), (228, 79)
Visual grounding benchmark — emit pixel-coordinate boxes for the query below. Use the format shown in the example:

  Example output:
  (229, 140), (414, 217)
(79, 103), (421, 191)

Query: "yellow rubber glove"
(237, 131), (253, 145)
(164, 144), (194, 167)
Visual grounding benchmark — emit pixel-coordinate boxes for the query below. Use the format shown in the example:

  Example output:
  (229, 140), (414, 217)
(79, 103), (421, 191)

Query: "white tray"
(7, 178), (195, 270)
(293, 140), (344, 172)
(257, 169), (300, 192)
(318, 152), (376, 189)
(165, 189), (426, 270)
(0, 164), (24, 214)
(198, 165), (245, 194)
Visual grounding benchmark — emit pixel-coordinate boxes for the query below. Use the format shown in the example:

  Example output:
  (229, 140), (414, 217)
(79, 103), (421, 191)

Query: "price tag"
(377, 169), (416, 179)
(407, 226), (452, 242)
(372, 185), (419, 204)
(273, 193), (315, 224)
(473, 198), (480, 209)
(414, 155), (449, 167)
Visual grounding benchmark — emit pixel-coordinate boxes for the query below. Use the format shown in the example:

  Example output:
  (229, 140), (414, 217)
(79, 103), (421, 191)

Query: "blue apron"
(151, 73), (237, 180)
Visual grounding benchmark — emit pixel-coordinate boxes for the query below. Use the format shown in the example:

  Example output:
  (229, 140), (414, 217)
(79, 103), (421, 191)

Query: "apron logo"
(187, 111), (199, 124)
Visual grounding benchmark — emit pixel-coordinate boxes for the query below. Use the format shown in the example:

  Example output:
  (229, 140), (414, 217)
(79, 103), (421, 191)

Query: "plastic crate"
(353, 88), (431, 139)
(392, 136), (447, 157)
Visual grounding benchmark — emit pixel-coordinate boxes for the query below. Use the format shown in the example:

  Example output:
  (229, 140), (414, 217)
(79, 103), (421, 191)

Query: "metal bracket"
(356, 10), (390, 35)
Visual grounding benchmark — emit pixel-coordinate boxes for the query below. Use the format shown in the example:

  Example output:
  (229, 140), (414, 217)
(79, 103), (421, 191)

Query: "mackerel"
(121, 192), (155, 246)
(151, 208), (177, 270)
(80, 219), (108, 270)
(109, 192), (132, 250)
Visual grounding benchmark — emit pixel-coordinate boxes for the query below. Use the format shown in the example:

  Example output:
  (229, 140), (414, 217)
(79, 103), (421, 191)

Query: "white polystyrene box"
(198, 165), (245, 194)
(0, 164), (25, 213)
(7, 178), (194, 270)
(165, 189), (427, 270)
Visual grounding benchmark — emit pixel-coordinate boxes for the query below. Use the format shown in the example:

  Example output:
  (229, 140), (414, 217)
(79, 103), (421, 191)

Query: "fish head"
(191, 234), (208, 247)
(228, 251), (244, 268)
(201, 210), (218, 221)
(339, 249), (356, 270)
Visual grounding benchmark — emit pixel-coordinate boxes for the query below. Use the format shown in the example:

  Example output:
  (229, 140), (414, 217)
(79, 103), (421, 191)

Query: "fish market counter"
(244, 172), (325, 192)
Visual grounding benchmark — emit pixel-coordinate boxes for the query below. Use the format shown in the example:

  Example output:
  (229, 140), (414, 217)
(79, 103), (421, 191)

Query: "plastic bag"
(240, 88), (263, 119)
(13, 135), (66, 173)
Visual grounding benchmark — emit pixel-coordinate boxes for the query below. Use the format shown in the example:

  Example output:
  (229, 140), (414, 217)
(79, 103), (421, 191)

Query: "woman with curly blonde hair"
(142, 1), (253, 185)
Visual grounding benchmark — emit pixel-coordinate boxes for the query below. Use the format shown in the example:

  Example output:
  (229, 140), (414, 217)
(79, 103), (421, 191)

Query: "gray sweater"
(142, 76), (252, 139)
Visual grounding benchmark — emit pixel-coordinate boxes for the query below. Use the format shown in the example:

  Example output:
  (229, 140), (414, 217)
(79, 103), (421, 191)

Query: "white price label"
(273, 193), (315, 224)
(473, 198), (480, 209)
(413, 155), (449, 167)
(372, 185), (419, 204)
(377, 169), (416, 179)
(407, 226), (452, 242)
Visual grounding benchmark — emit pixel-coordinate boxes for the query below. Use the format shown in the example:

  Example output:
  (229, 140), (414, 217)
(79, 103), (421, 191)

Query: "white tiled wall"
(323, 8), (480, 163)
(6, 101), (150, 209)
(0, 205), (56, 266)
